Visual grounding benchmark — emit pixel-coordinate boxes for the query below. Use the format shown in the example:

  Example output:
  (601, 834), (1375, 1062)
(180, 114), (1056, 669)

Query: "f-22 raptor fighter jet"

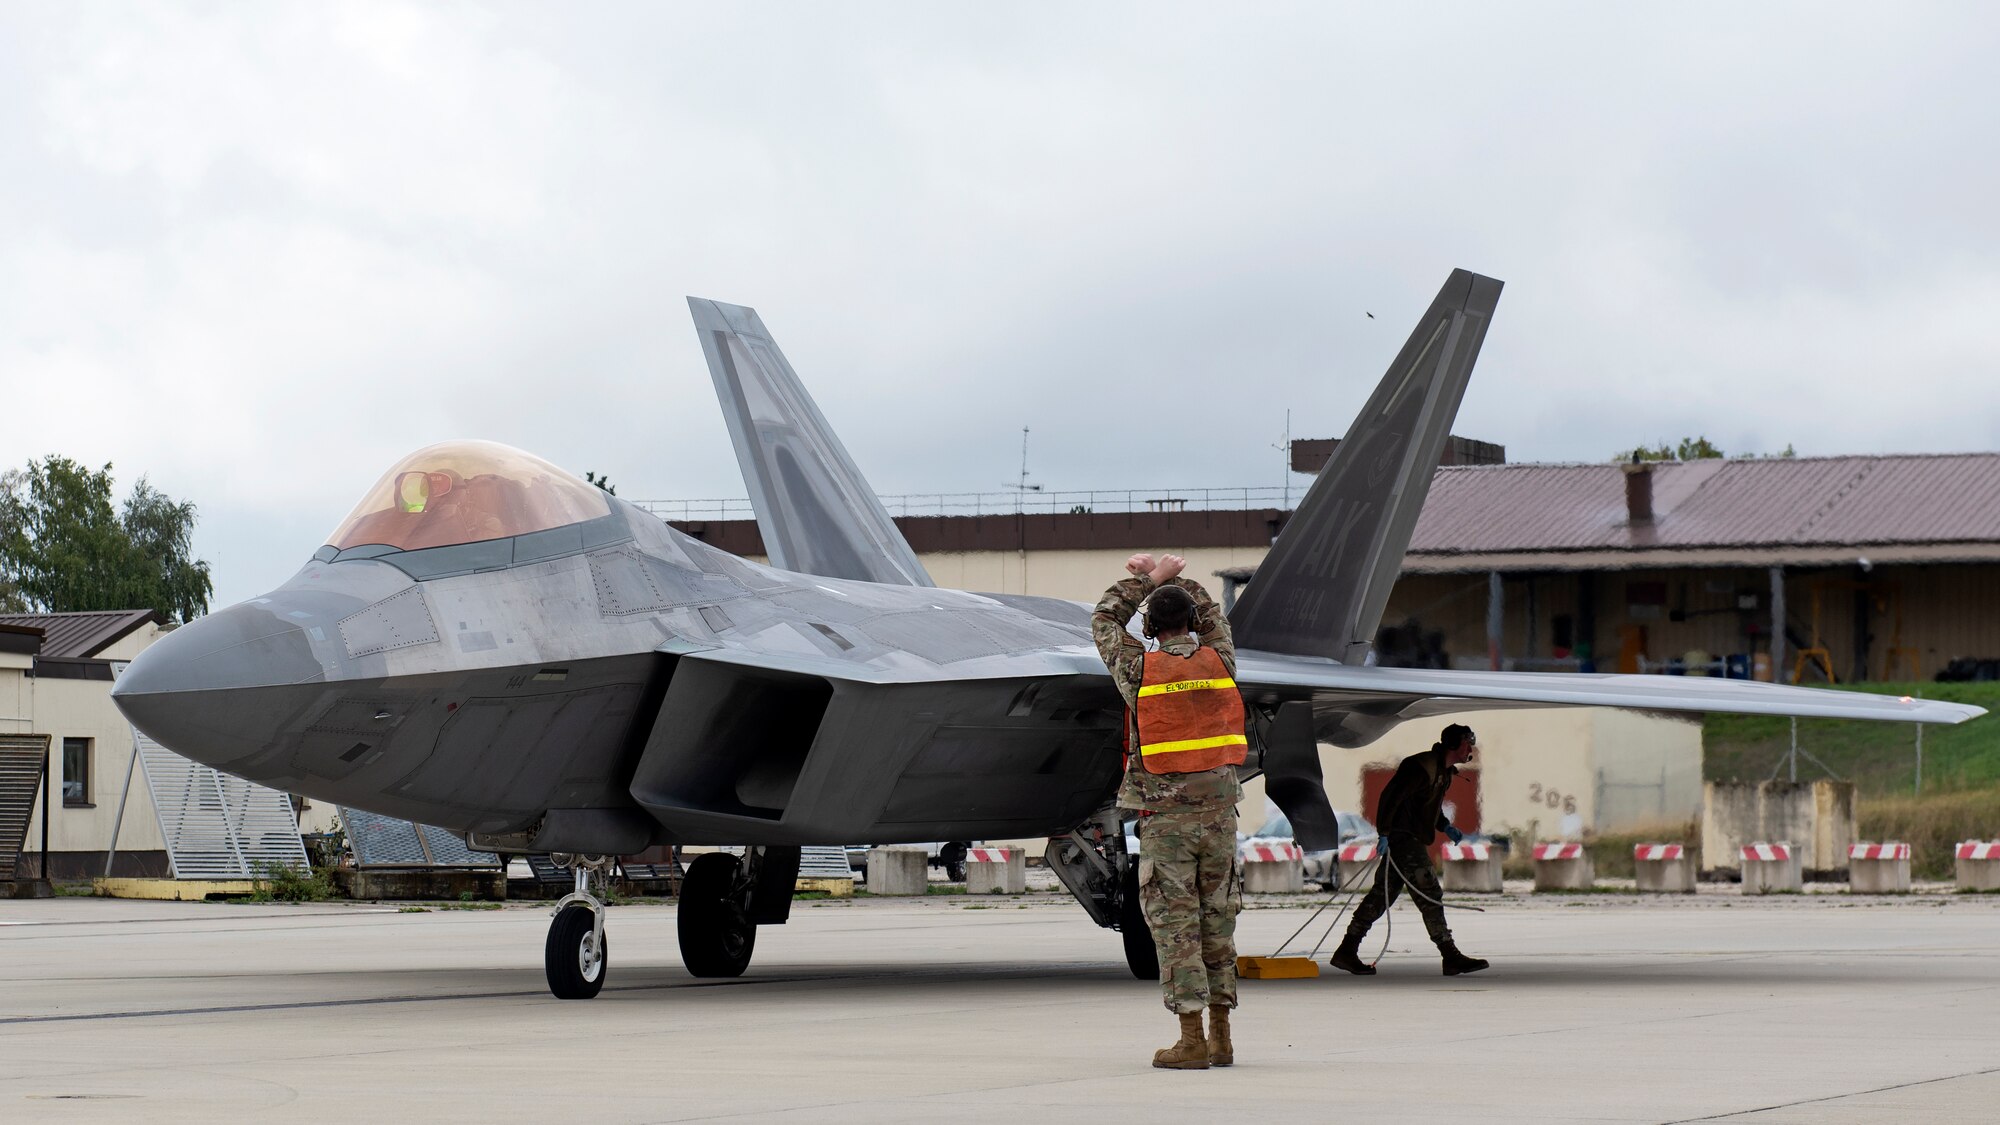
(113, 270), (1982, 999)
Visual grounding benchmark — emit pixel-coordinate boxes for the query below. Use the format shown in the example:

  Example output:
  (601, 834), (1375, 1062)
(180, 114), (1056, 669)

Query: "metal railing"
(631, 486), (1294, 522)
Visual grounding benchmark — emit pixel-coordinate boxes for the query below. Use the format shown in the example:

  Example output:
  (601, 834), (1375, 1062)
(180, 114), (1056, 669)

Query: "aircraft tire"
(941, 841), (969, 883)
(1118, 861), (1158, 981)
(545, 903), (607, 1000)
(679, 852), (757, 978)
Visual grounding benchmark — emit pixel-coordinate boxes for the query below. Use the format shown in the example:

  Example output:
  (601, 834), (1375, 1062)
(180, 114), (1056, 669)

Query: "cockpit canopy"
(327, 440), (612, 552)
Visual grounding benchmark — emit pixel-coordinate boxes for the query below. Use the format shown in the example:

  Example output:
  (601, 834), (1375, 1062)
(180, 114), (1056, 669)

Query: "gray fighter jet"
(112, 270), (1983, 999)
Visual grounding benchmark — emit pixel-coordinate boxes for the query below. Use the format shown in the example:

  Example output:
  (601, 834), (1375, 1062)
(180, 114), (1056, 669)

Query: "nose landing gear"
(544, 853), (616, 999)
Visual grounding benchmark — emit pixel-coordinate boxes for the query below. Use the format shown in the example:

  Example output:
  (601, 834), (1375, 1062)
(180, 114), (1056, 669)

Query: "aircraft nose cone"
(113, 602), (326, 769)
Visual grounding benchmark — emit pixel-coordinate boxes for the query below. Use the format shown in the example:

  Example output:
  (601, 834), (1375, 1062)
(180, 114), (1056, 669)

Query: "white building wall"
(18, 673), (167, 856)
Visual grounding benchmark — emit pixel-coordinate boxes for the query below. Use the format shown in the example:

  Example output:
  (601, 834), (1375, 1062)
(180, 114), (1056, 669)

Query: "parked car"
(1241, 801), (1376, 890)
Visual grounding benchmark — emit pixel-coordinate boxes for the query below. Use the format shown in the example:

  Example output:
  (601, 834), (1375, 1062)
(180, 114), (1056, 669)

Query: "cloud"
(3, 3), (1998, 607)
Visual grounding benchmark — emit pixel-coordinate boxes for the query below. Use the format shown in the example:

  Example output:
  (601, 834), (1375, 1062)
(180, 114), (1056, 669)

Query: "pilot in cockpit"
(326, 440), (610, 555)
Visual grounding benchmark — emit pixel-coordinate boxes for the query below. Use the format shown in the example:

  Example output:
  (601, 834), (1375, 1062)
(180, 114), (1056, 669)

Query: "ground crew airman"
(1330, 723), (1491, 977)
(1093, 553), (1245, 1070)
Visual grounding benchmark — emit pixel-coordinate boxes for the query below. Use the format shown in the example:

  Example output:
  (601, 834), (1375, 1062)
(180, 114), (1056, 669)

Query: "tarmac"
(4, 886), (1999, 1123)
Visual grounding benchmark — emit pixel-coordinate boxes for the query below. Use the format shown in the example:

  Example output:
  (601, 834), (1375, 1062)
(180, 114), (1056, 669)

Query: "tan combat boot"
(1206, 1005), (1233, 1066)
(1152, 1011), (1210, 1070)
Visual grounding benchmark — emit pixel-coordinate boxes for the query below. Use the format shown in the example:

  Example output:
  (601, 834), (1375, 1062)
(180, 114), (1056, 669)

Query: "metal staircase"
(0, 735), (49, 882)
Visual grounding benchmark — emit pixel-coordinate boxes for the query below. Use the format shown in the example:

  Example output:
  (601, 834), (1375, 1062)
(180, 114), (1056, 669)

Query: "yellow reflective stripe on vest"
(1139, 733), (1250, 757)
(1135, 677), (1237, 698)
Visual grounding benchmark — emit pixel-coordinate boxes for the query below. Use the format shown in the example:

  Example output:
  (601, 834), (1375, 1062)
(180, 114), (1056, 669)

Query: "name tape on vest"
(1136, 677), (1236, 697)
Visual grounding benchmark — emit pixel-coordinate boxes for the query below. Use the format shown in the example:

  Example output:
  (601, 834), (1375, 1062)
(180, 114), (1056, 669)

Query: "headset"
(1141, 584), (1199, 640)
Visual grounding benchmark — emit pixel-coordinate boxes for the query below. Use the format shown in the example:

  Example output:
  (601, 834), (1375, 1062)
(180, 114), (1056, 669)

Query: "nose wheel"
(544, 853), (615, 999)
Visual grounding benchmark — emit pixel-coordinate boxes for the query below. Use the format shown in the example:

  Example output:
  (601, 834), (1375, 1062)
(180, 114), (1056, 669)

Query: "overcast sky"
(5, 3), (1999, 609)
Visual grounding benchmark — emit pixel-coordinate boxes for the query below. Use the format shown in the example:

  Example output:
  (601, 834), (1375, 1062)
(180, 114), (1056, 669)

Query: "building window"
(62, 737), (91, 806)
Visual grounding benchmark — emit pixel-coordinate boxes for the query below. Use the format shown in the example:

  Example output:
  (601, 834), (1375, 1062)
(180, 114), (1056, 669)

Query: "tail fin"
(687, 298), (935, 587)
(1230, 269), (1502, 660)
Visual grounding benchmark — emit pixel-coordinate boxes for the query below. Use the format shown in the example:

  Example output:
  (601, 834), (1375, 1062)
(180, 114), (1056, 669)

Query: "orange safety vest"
(1134, 647), (1247, 774)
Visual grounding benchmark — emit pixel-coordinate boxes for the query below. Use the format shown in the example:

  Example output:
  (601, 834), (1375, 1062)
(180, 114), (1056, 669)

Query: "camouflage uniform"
(1344, 745), (1460, 949)
(1093, 574), (1242, 1014)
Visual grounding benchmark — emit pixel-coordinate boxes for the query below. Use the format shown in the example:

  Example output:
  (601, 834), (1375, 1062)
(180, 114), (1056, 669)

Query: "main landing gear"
(1046, 809), (1157, 981)
(540, 846), (802, 995)
(677, 845), (800, 979)
(545, 853), (616, 999)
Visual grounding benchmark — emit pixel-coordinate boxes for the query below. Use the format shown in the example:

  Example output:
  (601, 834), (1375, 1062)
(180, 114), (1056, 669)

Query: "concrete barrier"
(1335, 841), (1381, 891)
(1241, 842), (1304, 893)
(865, 847), (929, 895)
(1533, 843), (1593, 891)
(964, 847), (1026, 894)
(1634, 844), (1696, 894)
(1955, 842), (2000, 891)
(1847, 843), (1912, 893)
(1440, 843), (1502, 893)
(1740, 843), (1801, 893)
(1702, 780), (1854, 877)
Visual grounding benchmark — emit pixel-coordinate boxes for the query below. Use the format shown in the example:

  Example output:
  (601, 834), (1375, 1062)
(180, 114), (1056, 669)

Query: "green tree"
(1619, 437), (1797, 462)
(0, 457), (212, 621)
(1624, 436), (1727, 462)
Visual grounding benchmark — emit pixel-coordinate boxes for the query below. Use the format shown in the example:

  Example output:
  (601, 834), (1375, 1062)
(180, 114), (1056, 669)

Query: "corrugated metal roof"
(1408, 454), (2000, 557)
(0, 610), (161, 659)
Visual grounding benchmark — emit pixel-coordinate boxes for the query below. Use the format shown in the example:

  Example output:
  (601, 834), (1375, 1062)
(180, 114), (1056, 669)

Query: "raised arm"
(1091, 554), (1157, 701)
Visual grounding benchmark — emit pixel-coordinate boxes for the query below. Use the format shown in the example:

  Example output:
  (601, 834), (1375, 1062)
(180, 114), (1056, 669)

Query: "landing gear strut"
(1046, 809), (1156, 980)
(545, 853), (615, 999)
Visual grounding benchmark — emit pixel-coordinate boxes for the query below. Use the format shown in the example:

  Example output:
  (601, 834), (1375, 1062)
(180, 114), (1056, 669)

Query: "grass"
(250, 862), (338, 902)
(1704, 681), (2000, 796)
(1859, 789), (2000, 880)
(1703, 681), (2000, 879)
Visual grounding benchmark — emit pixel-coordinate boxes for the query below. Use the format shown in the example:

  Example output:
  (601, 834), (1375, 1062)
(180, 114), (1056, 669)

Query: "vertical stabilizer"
(687, 298), (934, 587)
(1230, 269), (1502, 660)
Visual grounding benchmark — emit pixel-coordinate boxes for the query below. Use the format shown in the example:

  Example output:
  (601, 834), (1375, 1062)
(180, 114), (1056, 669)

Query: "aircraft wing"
(1235, 651), (1984, 747)
(688, 297), (935, 587)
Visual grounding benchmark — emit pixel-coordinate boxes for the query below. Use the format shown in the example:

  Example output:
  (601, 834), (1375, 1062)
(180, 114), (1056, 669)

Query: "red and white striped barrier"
(1633, 843), (1694, 893)
(1848, 841), (1912, 893)
(1740, 841), (1800, 893)
(1957, 841), (2000, 891)
(964, 846), (1025, 894)
(1242, 842), (1304, 863)
(1240, 840), (1305, 893)
(1532, 841), (1592, 890)
(1439, 841), (1502, 893)
(1337, 841), (1380, 863)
